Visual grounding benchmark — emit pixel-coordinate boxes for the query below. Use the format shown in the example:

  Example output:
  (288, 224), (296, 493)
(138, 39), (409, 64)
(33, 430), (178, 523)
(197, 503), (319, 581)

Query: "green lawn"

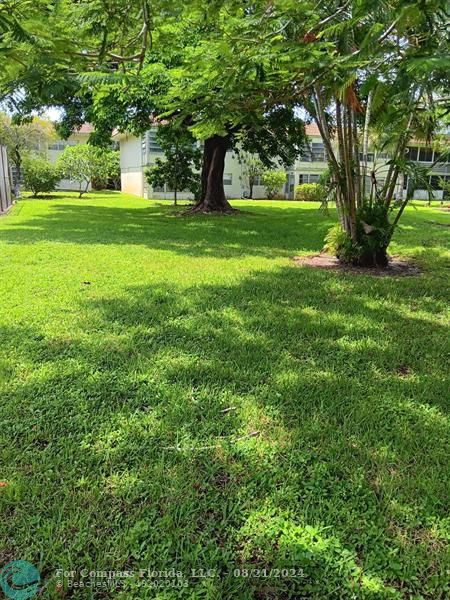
(0, 192), (448, 599)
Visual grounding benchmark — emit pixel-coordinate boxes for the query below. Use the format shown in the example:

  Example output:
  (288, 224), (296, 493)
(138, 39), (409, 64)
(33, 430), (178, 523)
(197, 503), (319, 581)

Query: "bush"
(295, 183), (324, 201)
(91, 150), (121, 190)
(323, 224), (359, 264)
(324, 203), (391, 266)
(23, 157), (60, 197)
(262, 170), (286, 199)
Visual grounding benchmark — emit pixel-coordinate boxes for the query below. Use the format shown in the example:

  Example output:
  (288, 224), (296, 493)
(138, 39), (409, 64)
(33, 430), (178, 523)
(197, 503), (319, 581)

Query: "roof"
(111, 129), (127, 140)
(304, 123), (321, 137)
(76, 121), (447, 142)
(73, 123), (95, 134)
(113, 122), (323, 141)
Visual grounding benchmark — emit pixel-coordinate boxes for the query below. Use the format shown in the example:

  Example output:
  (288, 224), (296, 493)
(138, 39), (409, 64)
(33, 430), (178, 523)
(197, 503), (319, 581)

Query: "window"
(48, 141), (67, 150)
(299, 174), (320, 184)
(407, 146), (418, 161)
(148, 129), (162, 153)
(251, 176), (263, 186)
(311, 143), (325, 162)
(418, 147), (433, 162)
(48, 140), (77, 150)
(224, 173), (233, 186)
(359, 152), (374, 162)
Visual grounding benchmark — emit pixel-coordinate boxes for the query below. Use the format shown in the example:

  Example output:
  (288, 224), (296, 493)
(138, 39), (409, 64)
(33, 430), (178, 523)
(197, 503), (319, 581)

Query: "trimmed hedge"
(295, 183), (324, 201)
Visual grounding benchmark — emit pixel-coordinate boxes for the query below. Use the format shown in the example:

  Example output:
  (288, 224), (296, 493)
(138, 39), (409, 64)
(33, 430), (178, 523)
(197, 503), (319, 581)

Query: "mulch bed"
(293, 254), (421, 277)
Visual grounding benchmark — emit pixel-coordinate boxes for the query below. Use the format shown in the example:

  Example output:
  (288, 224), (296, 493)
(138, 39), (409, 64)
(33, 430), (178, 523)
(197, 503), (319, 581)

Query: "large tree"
(1, 0), (313, 212)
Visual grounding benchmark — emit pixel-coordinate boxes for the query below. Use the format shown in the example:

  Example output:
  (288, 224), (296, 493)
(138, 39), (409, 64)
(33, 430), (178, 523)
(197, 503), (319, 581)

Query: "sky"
(43, 107), (63, 122)
(0, 101), (62, 123)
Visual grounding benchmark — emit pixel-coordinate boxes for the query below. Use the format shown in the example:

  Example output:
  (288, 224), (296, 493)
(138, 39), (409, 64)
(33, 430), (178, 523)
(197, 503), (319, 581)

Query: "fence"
(0, 145), (12, 214)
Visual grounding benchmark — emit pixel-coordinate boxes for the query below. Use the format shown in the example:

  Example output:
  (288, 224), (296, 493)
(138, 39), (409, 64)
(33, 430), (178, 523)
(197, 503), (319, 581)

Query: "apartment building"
(116, 124), (450, 201)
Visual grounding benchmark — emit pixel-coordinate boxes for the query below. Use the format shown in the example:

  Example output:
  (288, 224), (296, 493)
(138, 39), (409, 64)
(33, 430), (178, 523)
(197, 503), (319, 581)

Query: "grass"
(0, 191), (448, 599)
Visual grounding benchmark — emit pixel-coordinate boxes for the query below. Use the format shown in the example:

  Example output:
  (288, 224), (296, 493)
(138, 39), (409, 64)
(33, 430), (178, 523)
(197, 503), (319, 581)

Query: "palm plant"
(303, 0), (449, 266)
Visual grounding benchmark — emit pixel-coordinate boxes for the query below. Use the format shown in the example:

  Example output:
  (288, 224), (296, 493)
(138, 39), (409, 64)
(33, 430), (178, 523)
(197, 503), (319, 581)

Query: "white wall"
(119, 135), (145, 197)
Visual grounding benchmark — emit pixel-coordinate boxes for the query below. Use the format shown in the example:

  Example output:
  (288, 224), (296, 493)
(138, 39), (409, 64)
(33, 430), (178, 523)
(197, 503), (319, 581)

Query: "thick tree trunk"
(188, 135), (235, 214)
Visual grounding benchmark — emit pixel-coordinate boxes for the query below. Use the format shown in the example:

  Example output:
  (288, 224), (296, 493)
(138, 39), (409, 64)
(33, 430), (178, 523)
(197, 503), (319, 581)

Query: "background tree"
(239, 153), (264, 199)
(262, 171), (286, 200)
(145, 125), (201, 206)
(0, 114), (56, 195)
(57, 145), (113, 198)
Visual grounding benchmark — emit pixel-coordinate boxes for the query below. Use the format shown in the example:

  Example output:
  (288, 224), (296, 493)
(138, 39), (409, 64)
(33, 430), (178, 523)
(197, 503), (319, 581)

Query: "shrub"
(262, 170), (286, 199)
(92, 150), (121, 190)
(323, 223), (360, 264)
(23, 157), (60, 197)
(295, 183), (324, 202)
(324, 203), (391, 266)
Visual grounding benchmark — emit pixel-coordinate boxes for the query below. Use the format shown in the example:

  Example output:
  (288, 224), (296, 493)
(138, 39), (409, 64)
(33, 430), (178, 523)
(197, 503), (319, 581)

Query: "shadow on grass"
(0, 201), (334, 258)
(1, 264), (448, 598)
